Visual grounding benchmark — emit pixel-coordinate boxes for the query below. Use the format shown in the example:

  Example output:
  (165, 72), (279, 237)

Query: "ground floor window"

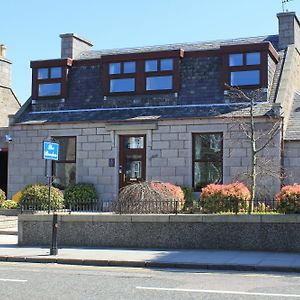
(193, 133), (223, 191)
(52, 136), (76, 189)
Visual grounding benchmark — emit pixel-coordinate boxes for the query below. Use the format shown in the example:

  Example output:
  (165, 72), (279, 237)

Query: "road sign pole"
(47, 175), (51, 214)
(42, 140), (59, 255)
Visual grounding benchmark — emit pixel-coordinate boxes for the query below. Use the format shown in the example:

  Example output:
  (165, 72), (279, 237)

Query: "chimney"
(59, 33), (93, 59)
(277, 12), (300, 50)
(0, 44), (11, 87)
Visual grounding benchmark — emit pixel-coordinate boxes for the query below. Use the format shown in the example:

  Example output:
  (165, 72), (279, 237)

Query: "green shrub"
(20, 184), (64, 210)
(276, 184), (300, 214)
(181, 186), (195, 210)
(200, 183), (250, 213)
(1, 200), (18, 209)
(0, 188), (6, 206)
(64, 183), (98, 207)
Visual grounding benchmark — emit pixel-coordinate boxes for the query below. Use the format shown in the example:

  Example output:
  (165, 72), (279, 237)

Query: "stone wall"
(8, 116), (282, 202)
(276, 45), (300, 135)
(18, 213), (300, 252)
(284, 140), (300, 184)
(0, 128), (9, 149)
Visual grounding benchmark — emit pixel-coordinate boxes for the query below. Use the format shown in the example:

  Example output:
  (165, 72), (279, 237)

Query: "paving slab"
(0, 234), (300, 273)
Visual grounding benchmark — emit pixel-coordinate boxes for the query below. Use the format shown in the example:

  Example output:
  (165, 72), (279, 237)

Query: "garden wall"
(18, 214), (300, 252)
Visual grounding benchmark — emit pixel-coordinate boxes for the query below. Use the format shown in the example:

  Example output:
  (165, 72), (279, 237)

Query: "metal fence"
(19, 198), (300, 214)
(113, 199), (179, 214)
(198, 199), (279, 214)
(20, 200), (102, 214)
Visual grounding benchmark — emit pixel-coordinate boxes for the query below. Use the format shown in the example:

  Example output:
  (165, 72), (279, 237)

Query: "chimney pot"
(0, 45), (6, 58)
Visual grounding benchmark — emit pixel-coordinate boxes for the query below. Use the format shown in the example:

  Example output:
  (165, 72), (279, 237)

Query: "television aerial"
(282, 0), (293, 12)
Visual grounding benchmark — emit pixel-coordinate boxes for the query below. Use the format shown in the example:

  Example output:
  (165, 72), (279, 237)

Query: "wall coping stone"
(18, 213), (300, 224)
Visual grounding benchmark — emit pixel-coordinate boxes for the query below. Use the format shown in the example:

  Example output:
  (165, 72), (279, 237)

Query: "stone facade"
(8, 116), (282, 203)
(8, 11), (300, 204)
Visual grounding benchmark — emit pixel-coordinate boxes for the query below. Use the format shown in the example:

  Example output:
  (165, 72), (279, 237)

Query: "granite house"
(0, 45), (20, 196)
(6, 12), (300, 205)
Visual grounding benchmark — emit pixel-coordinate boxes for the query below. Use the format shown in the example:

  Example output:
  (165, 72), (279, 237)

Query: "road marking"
(0, 278), (27, 283)
(136, 286), (300, 298)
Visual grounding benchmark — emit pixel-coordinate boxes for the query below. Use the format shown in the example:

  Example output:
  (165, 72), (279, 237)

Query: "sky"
(2, 0), (300, 104)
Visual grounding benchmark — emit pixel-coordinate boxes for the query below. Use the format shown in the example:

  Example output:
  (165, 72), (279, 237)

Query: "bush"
(276, 184), (300, 213)
(181, 186), (195, 211)
(200, 183), (250, 213)
(113, 181), (185, 214)
(1, 200), (18, 209)
(64, 183), (98, 207)
(20, 184), (64, 210)
(0, 188), (6, 206)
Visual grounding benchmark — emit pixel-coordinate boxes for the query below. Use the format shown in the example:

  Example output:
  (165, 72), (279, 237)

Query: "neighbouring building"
(0, 45), (20, 196)
(6, 12), (300, 206)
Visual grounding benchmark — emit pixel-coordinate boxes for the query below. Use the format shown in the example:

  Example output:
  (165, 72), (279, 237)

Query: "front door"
(119, 135), (146, 188)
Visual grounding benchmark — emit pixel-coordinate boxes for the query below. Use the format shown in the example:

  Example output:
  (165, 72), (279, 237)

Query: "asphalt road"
(1, 262), (300, 299)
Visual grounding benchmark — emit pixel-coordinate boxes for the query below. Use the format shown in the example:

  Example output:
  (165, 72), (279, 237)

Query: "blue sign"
(43, 141), (59, 160)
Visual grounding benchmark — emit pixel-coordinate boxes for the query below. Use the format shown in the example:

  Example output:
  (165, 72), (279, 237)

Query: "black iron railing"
(113, 199), (179, 214)
(20, 200), (102, 214)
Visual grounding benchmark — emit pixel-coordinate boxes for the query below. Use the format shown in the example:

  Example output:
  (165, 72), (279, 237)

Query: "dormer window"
(228, 52), (261, 87)
(102, 49), (183, 96)
(221, 43), (279, 90)
(145, 58), (174, 91)
(108, 61), (136, 93)
(31, 58), (72, 99)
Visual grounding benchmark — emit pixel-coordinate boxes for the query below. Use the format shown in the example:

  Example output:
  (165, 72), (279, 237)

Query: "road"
(1, 262), (300, 299)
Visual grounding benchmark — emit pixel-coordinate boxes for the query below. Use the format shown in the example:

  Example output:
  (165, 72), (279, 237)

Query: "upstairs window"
(145, 58), (174, 91)
(102, 49), (183, 95)
(31, 58), (72, 99)
(108, 61), (136, 93)
(226, 52), (262, 87)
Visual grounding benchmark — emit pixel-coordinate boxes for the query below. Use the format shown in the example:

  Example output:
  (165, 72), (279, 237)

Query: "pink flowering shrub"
(276, 184), (300, 213)
(150, 181), (185, 209)
(200, 183), (251, 213)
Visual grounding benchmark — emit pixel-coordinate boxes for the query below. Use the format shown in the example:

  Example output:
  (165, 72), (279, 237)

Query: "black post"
(47, 176), (51, 214)
(50, 213), (58, 255)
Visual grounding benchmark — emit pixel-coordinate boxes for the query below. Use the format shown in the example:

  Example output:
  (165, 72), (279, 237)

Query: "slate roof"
(15, 102), (280, 125)
(14, 34), (282, 125)
(285, 93), (300, 140)
(78, 35), (279, 59)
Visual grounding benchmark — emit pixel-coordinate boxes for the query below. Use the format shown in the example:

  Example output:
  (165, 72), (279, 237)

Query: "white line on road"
(136, 286), (300, 298)
(0, 278), (27, 283)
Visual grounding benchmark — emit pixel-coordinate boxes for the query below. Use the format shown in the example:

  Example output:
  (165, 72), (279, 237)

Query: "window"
(108, 61), (136, 93)
(227, 52), (261, 87)
(145, 58), (174, 91)
(193, 133), (223, 191)
(37, 67), (62, 80)
(110, 78), (135, 92)
(146, 76), (172, 91)
(52, 137), (76, 189)
(38, 83), (61, 97)
(103, 50), (182, 95)
(230, 70), (260, 86)
(31, 58), (72, 99)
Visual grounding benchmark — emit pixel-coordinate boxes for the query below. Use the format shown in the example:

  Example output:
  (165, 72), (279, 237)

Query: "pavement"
(1, 228), (300, 273)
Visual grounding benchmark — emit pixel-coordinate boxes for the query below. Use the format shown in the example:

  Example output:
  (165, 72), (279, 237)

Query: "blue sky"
(2, 0), (300, 104)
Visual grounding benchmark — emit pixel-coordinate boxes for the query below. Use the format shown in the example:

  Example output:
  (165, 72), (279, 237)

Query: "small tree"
(225, 87), (282, 213)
